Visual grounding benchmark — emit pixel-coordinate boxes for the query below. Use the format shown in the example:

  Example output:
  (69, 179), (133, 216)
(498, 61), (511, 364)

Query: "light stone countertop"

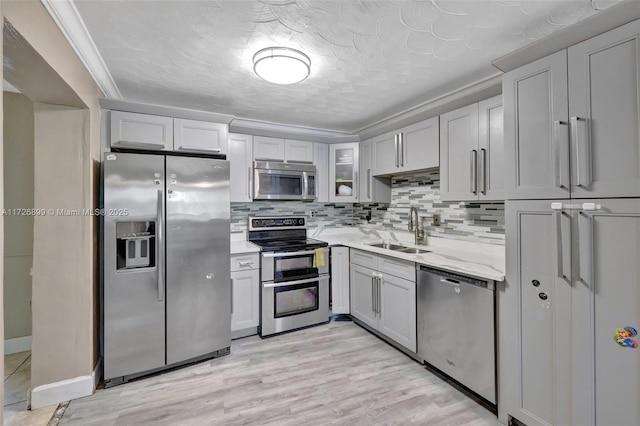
(310, 227), (505, 282)
(230, 232), (261, 255)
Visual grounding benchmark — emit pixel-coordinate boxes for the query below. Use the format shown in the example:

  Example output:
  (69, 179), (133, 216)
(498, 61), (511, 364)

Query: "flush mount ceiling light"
(253, 47), (311, 85)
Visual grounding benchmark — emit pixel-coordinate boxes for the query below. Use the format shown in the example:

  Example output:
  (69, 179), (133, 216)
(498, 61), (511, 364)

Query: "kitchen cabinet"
(503, 20), (640, 200)
(313, 143), (329, 202)
(253, 136), (285, 161)
(228, 133), (253, 202)
(174, 118), (228, 154)
(372, 117), (439, 176)
(253, 137), (314, 163)
(503, 198), (640, 426)
(329, 143), (359, 203)
(330, 246), (350, 314)
(284, 139), (314, 163)
(350, 249), (417, 353)
(440, 96), (504, 201)
(110, 111), (173, 151)
(359, 139), (391, 203)
(230, 253), (260, 337)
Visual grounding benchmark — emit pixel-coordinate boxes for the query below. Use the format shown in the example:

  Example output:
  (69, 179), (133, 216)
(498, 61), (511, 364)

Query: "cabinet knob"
(532, 279), (540, 287)
(539, 292), (548, 301)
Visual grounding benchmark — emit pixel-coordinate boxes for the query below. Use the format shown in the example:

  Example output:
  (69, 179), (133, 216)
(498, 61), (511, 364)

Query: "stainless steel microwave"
(253, 161), (316, 201)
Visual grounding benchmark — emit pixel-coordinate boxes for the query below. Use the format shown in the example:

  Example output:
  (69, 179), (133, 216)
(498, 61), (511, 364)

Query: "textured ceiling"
(74, 0), (620, 132)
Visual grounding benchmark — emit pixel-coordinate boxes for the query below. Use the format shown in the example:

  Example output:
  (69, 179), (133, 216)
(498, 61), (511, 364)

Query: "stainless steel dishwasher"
(417, 266), (496, 404)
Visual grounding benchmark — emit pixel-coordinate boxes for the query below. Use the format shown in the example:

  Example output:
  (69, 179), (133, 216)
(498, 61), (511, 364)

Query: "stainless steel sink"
(367, 242), (407, 250)
(366, 242), (430, 254)
(396, 247), (430, 254)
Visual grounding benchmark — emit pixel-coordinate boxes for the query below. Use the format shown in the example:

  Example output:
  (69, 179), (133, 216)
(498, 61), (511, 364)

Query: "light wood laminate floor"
(61, 321), (501, 425)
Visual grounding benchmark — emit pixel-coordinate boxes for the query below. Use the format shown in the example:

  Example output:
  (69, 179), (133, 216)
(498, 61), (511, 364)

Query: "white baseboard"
(30, 374), (94, 410)
(4, 336), (32, 355)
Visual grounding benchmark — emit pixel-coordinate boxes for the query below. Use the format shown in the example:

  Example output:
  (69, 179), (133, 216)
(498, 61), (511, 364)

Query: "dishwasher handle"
(418, 265), (493, 290)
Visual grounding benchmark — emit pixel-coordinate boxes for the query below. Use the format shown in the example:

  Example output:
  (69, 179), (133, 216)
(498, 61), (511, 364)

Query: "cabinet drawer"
(231, 253), (259, 272)
(350, 249), (378, 269)
(379, 256), (415, 281)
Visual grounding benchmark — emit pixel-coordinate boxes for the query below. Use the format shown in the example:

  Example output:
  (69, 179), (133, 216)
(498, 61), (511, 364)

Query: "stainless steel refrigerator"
(101, 152), (230, 386)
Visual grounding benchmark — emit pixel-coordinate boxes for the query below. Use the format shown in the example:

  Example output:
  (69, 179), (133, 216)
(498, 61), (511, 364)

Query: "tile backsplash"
(231, 171), (504, 245)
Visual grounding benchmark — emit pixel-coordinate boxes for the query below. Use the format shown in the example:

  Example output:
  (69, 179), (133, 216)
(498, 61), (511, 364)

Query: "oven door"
(262, 248), (329, 282)
(254, 169), (305, 200)
(261, 275), (329, 336)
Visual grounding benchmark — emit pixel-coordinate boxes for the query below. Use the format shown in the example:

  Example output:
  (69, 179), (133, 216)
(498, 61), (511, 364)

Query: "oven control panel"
(249, 216), (306, 231)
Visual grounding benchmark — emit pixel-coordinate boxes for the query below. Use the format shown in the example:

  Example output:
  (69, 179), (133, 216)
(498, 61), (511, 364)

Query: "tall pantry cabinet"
(501, 20), (640, 426)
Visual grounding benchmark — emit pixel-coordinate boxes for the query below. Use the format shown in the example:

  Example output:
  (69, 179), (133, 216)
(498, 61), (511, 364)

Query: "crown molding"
(100, 98), (234, 124)
(356, 73), (503, 140)
(493, 1), (640, 72)
(229, 117), (360, 143)
(41, 0), (121, 99)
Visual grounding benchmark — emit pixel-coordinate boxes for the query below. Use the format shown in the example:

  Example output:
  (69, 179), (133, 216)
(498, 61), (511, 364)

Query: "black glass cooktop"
(251, 238), (328, 252)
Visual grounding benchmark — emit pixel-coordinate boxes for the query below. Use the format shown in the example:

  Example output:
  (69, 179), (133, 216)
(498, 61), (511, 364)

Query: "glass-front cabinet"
(329, 143), (359, 203)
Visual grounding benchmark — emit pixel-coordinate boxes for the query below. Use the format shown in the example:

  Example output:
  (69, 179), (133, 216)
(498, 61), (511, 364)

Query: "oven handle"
(262, 275), (329, 288)
(262, 250), (318, 258)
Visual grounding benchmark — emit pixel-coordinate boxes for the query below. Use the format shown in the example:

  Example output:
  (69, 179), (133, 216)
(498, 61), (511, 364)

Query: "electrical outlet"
(433, 213), (441, 226)
(309, 210), (317, 218)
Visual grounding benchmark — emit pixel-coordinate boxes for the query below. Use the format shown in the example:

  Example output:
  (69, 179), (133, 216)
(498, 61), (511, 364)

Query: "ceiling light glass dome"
(253, 47), (311, 85)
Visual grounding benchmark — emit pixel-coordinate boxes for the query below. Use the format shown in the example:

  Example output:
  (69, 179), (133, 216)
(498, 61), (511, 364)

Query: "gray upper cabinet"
(284, 139), (314, 163)
(110, 111), (174, 151)
(359, 139), (391, 203)
(503, 50), (570, 200)
(568, 21), (640, 198)
(440, 97), (504, 202)
(440, 103), (478, 201)
(253, 136), (285, 161)
(372, 117), (439, 176)
(174, 118), (228, 155)
(478, 96), (505, 200)
(504, 20), (640, 200)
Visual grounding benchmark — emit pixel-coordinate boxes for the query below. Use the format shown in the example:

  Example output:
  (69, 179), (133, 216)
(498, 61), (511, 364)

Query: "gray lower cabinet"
(350, 250), (417, 353)
(504, 20), (640, 200)
(503, 199), (640, 426)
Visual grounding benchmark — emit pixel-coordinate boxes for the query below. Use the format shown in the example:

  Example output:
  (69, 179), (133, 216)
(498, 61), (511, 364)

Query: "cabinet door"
(229, 133), (253, 202)
(569, 22), (640, 198)
(231, 269), (260, 331)
(503, 51), (570, 200)
(571, 198), (640, 426)
(253, 136), (285, 161)
(440, 103), (479, 201)
(329, 143), (359, 203)
(174, 119), (228, 154)
(502, 200), (571, 426)
(379, 274), (416, 352)
(313, 143), (329, 203)
(478, 96), (505, 201)
(399, 117), (439, 172)
(110, 111), (173, 151)
(350, 264), (378, 329)
(284, 139), (314, 163)
(330, 246), (350, 315)
(372, 131), (398, 176)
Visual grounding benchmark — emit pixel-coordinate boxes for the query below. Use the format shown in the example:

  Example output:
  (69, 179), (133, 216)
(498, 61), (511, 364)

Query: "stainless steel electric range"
(248, 216), (329, 337)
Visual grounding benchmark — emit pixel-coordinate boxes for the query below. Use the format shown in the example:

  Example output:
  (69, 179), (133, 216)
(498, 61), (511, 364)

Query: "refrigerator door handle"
(553, 120), (569, 188)
(571, 117), (591, 187)
(157, 189), (164, 302)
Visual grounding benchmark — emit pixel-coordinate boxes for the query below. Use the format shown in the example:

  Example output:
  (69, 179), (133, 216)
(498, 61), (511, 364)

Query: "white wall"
(3, 92), (34, 346)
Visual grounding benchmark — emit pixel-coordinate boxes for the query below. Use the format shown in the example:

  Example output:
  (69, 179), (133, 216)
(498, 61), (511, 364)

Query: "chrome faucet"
(408, 206), (425, 245)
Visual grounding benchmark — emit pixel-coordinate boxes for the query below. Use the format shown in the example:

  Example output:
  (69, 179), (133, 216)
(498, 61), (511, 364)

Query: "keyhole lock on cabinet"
(532, 280), (540, 287)
(539, 292), (548, 301)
